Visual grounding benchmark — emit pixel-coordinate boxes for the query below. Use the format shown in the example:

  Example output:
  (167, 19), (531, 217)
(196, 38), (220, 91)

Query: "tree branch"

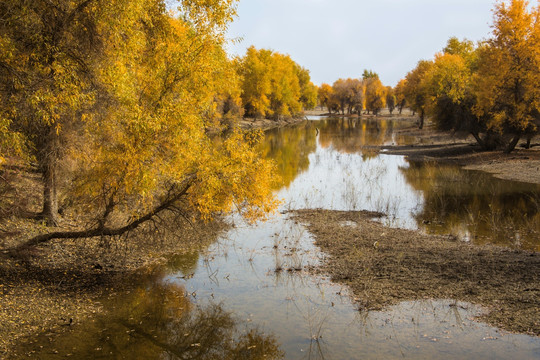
(10, 176), (195, 253)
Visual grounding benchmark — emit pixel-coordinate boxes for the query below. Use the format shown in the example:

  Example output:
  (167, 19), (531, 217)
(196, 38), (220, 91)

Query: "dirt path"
(292, 209), (540, 336)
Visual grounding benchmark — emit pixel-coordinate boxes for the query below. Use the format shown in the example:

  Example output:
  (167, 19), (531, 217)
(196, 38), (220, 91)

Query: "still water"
(20, 117), (540, 359)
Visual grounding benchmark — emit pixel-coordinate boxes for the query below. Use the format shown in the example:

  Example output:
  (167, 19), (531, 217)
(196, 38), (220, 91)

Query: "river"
(19, 117), (540, 359)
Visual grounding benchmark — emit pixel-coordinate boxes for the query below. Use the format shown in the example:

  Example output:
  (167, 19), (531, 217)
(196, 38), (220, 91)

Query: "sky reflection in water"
(19, 117), (540, 359)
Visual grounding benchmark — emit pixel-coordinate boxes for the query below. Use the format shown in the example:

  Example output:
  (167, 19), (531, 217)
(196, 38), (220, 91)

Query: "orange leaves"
(1, 0), (278, 230)
(364, 77), (387, 115)
(191, 131), (280, 222)
(474, 0), (540, 135)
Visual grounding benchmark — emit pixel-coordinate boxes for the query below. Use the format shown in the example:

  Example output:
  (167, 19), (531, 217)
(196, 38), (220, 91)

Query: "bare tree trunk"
(40, 128), (60, 226)
(470, 131), (486, 149)
(505, 134), (521, 154)
(418, 110), (424, 130)
(42, 163), (59, 225)
(525, 134), (532, 149)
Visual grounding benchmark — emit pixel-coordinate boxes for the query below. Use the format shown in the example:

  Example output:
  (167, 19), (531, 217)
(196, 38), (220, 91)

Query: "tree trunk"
(418, 110), (424, 130)
(525, 135), (532, 149)
(12, 177), (195, 252)
(42, 163), (59, 226)
(504, 134), (521, 154)
(470, 131), (486, 149)
(40, 127), (60, 226)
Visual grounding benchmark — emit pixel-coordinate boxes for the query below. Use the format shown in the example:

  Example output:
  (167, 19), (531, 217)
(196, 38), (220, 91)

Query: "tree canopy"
(236, 46), (316, 120)
(0, 0), (279, 248)
(398, 0), (540, 152)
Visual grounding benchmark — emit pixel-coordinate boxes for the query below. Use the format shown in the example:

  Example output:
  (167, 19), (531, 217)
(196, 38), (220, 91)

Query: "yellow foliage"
(425, 53), (470, 108)
(364, 77), (387, 114)
(474, 0), (540, 134)
(1, 0), (279, 227)
(236, 46), (310, 119)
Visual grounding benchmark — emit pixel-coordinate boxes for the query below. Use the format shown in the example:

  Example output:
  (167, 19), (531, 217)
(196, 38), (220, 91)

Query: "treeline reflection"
(401, 161), (540, 251)
(19, 281), (284, 359)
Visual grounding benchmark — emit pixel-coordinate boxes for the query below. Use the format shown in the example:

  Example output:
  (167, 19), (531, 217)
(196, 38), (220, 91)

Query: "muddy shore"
(0, 171), (226, 359)
(292, 209), (540, 336)
(382, 123), (540, 185)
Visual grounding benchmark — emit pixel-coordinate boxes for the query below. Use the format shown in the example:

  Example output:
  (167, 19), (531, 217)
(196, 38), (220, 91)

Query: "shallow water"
(19, 117), (540, 359)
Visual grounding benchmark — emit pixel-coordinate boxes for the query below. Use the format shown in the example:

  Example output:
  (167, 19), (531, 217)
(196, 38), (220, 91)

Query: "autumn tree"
(267, 52), (302, 119)
(403, 60), (433, 129)
(394, 79), (407, 115)
(237, 47), (314, 120)
(208, 50), (245, 128)
(331, 79), (349, 114)
(318, 83), (335, 113)
(295, 65), (318, 110)
(0, 0), (111, 224)
(386, 86), (396, 114)
(2, 0), (280, 249)
(421, 38), (499, 149)
(424, 52), (487, 142)
(473, 0), (540, 153)
(235, 47), (271, 118)
(443, 37), (476, 60)
(365, 76), (387, 115)
(332, 78), (364, 115)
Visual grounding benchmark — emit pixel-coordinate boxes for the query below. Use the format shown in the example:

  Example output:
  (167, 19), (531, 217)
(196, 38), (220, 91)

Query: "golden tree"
(364, 76), (387, 115)
(331, 78), (364, 115)
(423, 50), (490, 147)
(474, 0), (540, 153)
(394, 79), (407, 114)
(1, 0), (279, 248)
(236, 47), (312, 120)
(318, 83), (342, 113)
(403, 60), (434, 129)
(386, 86), (396, 114)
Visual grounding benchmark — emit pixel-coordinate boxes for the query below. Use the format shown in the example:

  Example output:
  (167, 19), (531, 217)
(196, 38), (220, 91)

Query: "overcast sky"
(226, 0), (496, 87)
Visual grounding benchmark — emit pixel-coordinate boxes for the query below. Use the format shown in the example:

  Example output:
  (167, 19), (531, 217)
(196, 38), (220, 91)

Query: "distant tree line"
(233, 46), (318, 120)
(317, 70), (396, 116)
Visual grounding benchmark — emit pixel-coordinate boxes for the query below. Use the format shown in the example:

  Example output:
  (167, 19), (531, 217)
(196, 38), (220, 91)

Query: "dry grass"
(0, 165), (227, 357)
(292, 209), (540, 336)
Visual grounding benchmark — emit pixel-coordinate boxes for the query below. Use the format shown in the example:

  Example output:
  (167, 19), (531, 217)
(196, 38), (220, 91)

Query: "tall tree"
(473, 0), (540, 153)
(295, 65), (318, 110)
(394, 79), (407, 115)
(404, 60), (433, 129)
(365, 77), (387, 115)
(0, 0), (118, 224)
(331, 78), (364, 115)
(386, 86), (396, 114)
(237, 47), (310, 120)
(318, 83), (335, 113)
(424, 51), (489, 146)
(2, 0), (280, 249)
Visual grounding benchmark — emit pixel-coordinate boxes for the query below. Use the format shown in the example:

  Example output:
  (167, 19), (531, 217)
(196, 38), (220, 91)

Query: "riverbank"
(292, 209), (540, 336)
(0, 170), (226, 357)
(236, 116), (306, 131)
(382, 122), (540, 185)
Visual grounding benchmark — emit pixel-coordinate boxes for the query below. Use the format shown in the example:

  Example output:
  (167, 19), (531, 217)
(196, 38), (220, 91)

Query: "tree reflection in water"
(19, 282), (284, 359)
(400, 160), (540, 251)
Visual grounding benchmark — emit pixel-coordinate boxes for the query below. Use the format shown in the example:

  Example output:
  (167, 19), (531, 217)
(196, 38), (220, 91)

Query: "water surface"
(20, 117), (540, 359)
